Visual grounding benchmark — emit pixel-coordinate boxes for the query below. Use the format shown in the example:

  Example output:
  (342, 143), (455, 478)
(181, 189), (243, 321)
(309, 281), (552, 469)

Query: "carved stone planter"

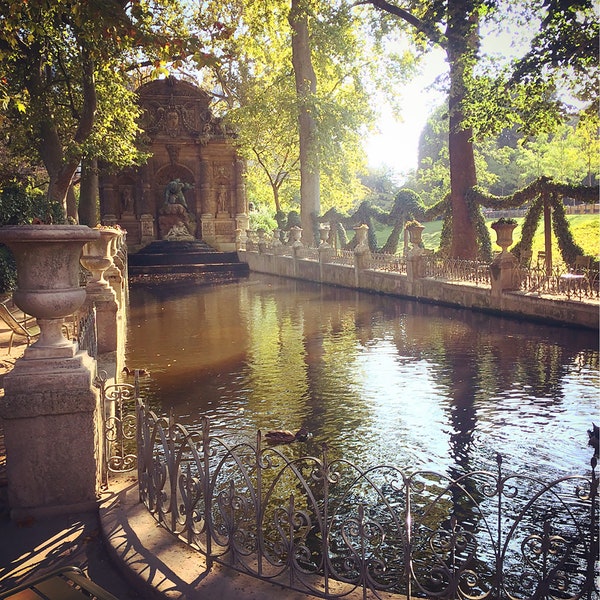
(406, 224), (425, 248)
(0, 225), (100, 354)
(0, 225), (102, 517)
(491, 221), (517, 254)
(81, 227), (120, 294)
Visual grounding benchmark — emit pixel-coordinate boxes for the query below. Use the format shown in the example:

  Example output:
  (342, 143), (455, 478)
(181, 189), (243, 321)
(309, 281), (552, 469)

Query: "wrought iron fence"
(96, 371), (138, 488)
(425, 256), (492, 286)
(519, 263), (600, 300)
(136, 401), (599, 600)
(370, 252), (407, 274)
(328, 250), (355, 266)
(296, 247), (320, 261)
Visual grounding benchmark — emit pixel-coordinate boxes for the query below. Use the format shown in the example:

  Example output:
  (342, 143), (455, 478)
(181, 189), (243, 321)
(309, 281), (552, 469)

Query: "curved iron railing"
(96, 372), (138, 488)
(136, 401), (598, 600)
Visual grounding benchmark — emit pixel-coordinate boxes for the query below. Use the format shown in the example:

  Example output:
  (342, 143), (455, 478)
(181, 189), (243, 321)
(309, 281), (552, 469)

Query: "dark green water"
(124, 273), (599, 478)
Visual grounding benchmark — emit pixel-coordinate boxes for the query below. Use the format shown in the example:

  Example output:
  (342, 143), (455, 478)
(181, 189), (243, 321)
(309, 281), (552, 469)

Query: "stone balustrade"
(239, 226), (598, 330)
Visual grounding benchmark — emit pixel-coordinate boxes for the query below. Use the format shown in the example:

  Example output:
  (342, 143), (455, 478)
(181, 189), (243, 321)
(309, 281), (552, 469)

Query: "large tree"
(357, 0), (598, 258)
(289, 0), (321, 243)
(195, 0), (373, 242)
(0, 0), (196, 220)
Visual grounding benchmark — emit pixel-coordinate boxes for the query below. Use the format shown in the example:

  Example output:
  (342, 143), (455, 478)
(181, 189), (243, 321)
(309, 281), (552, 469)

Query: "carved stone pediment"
(138, 76), (228, 143)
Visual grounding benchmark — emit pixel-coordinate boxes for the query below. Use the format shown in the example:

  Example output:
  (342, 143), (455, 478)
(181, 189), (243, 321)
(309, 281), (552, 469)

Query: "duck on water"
(264, 428), (311, 445)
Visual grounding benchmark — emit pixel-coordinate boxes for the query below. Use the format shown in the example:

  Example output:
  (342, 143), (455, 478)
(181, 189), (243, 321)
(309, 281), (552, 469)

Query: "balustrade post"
(290, 226), (303, 277)
(318, 224), (334, 280)
(405, 222), (426, 281)
(0, 225), (102, 519)
(353, 224), (371, 287)
(490, 220), (520, 296)
(257, 228), (267, 253)
(81, 227), (121, 354)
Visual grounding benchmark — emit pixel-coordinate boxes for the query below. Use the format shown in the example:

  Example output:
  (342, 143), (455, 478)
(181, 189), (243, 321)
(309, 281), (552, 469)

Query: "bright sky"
(365, 49), (447, 180)
(366, 22), (540, 182)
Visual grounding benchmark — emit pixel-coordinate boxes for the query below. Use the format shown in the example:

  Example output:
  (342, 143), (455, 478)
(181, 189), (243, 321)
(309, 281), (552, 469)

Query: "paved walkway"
(0, 314), (143, 598)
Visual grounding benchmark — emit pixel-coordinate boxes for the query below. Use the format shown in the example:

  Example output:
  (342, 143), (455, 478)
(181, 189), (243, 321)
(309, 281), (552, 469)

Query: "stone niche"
(99, 77), (248, 251)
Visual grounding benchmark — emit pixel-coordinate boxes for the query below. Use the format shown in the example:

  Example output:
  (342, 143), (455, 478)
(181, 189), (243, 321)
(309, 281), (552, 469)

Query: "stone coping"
(99, 474), (400, 600)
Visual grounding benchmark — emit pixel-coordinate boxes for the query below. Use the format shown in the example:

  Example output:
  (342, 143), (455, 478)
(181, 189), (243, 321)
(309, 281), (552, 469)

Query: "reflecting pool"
(124, 273), (599, 479)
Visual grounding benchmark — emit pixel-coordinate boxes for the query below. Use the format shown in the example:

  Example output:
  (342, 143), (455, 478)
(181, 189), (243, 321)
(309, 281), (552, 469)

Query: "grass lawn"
(372, 214), (600, 262)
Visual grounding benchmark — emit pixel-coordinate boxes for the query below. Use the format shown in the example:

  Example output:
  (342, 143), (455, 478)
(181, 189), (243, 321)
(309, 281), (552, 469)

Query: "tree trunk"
(79, 158), (99, 226)
(289, 0), (320, 246)
(366, 0), (481, 259)
(446, 0), (479, 259)
(26, 46), (97, 221)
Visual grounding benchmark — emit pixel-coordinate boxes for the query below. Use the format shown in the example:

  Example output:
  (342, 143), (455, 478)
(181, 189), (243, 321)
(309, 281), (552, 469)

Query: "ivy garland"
(551, 193), (585, 265)
(465, 177), (597, 263)
(511, 195), (544, 260)
(310, 177), (596, 261)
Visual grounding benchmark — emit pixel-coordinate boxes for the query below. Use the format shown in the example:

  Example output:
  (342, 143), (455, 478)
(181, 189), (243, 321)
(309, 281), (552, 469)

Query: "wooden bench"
(0, 301), (40, 355)
(0, 566), (119, 599)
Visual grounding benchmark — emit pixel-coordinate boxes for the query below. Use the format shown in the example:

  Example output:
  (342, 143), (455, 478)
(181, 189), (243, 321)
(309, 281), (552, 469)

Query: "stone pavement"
(0, 314), (144, 598)
(0, 312), (315, 600)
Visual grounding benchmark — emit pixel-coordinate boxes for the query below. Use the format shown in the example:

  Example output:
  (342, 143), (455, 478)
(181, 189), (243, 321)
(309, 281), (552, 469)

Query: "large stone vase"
(0, 225), (100, 354)
(80, 227), (120, 294)
(491, 222), (517, 254)
(407, 224), (425, 248)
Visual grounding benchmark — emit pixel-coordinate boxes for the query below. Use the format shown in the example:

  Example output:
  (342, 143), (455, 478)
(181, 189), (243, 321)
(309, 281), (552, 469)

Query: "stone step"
(129, 251), (240, 266)
(128, 240), (247, 277)
(128, 262), (249, 276)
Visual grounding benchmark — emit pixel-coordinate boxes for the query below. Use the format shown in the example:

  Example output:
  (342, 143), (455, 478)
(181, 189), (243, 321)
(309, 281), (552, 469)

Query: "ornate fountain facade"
(99, 77), (248, 251)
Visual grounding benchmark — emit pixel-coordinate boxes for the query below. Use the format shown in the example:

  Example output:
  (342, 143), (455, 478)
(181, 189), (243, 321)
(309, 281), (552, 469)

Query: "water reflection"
(125, 274), (599, 478)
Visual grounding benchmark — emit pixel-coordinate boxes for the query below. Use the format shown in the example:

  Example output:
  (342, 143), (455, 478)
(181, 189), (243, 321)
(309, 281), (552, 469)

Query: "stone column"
(234, 159), (247, 214)
(100, 181), (117, 222)
(0, 225), (101, 519)
(81, 229), (120, 354)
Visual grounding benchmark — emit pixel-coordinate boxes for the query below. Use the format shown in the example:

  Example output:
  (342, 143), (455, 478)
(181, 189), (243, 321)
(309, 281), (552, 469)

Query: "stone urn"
(290, 226), (303, 248)
(319, 223), (331, 247)
(491, 220), (517, 254)
(80, 227), (120, 293)
(0, 225), (100, 352)
(406, 222), (425, 248)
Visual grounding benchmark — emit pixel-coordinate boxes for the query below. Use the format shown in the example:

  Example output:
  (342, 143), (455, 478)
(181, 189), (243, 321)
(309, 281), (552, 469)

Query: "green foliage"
(0, 0), (200, 212)
(389, 189), (424, 223)
(286, 210), (302, 229)
(0, 186), (64, 225)
(249, 210), (278, 233)
(0, 185), (65, 293)
(0, 247), (16, 294)
(360, 165), (401, 211)
(197, 0), (377, 216)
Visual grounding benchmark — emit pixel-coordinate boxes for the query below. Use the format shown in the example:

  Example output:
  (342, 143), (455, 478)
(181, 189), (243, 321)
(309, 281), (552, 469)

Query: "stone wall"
(240, 250), (599, 331)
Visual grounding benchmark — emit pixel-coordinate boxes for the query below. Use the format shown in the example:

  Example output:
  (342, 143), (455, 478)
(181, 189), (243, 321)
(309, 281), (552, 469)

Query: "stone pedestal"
(140, 213), (155, 245)
(406, 252), (426, 281)
(0, 344), (100, 519)
(406, 253), (425, 281)
(353, 225), (371, 271)
(490, 252), (520, 297)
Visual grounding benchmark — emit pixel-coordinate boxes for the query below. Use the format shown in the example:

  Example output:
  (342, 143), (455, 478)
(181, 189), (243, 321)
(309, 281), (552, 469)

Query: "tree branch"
(353, 0), (445, 47)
